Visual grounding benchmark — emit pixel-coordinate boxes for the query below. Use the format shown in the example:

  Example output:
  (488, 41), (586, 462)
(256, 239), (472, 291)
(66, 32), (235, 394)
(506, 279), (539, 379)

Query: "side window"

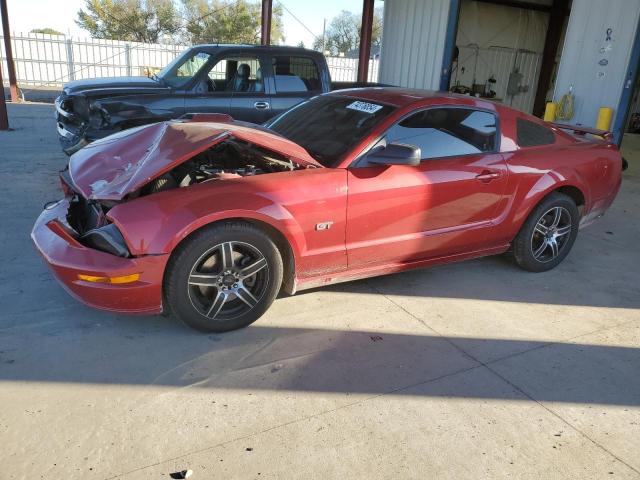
(204, 56), (263, 93)
(516, 118), (555, 147)
(272, 56), (321, 93)
(385, 108), (498, 160)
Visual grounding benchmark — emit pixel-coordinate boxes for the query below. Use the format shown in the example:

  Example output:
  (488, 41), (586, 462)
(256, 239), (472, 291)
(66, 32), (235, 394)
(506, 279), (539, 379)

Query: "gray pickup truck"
(55, 44), (377, 154)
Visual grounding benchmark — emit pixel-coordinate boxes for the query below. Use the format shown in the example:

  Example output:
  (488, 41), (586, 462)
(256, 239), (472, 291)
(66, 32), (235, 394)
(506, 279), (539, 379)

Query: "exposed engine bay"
(141, 138), (299, 196)
(64, 138), (304, 255)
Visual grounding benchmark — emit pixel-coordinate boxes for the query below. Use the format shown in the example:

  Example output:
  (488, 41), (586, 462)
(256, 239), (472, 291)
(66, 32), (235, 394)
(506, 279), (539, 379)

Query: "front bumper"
(31, 198), (169, 314)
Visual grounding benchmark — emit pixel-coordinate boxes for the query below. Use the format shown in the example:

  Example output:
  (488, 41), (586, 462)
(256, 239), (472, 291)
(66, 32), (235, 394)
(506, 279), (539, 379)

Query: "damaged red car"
(32, 88), (624, 332)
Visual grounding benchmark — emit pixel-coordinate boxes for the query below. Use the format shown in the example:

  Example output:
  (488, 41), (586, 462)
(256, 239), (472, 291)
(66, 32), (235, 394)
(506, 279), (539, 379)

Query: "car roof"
(330, 87), (505, 111)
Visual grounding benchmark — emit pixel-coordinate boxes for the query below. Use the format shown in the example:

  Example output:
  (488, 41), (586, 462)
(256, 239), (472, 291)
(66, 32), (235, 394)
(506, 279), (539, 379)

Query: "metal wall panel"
(553, 0), (640, 128)
(379, 0), (451, 90)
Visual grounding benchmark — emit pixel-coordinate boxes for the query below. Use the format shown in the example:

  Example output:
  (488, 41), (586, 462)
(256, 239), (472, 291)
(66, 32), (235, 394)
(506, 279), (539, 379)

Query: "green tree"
(182, 0), (284, 45)
(313, 8), (383, 55)
(76, 0), (182, 43)
(30, 28), (64, 36)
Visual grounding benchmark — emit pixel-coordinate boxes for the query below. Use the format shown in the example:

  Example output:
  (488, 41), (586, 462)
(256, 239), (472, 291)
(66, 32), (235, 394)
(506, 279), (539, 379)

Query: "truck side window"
(272, 56), (321, 93)
(205, 57), (263, 93)
(385, 108), (498, 160)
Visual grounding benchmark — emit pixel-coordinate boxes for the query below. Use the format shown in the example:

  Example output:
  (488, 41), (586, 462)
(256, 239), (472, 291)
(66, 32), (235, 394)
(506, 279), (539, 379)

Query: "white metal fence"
(0, 32), (380, 89)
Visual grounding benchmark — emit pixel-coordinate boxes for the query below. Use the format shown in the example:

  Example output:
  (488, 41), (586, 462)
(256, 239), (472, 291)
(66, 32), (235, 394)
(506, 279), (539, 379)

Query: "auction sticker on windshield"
(346, 101), (383, 114)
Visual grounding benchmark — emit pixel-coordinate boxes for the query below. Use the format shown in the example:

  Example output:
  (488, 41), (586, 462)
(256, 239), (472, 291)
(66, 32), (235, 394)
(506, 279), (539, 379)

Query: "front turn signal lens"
(78, 273), (140, 284)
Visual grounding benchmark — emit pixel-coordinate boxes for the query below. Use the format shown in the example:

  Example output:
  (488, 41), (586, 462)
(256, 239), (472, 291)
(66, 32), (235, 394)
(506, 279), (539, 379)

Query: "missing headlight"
(81, 223), (130, 257)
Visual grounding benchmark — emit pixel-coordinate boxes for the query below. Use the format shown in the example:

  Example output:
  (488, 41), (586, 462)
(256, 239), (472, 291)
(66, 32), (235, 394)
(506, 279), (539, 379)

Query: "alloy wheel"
(187, 241), (269, 321)
(530, 206), (573, 263)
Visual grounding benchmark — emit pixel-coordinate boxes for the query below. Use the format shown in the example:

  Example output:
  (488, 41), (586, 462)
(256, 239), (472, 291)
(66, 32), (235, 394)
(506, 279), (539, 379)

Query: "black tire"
(164, 221), (283, 333)
(512, 192), (579, 272)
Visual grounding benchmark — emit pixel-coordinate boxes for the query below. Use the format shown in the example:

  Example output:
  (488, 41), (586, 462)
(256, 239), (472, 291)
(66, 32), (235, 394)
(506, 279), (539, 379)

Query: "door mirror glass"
(365, 143), (421, 166)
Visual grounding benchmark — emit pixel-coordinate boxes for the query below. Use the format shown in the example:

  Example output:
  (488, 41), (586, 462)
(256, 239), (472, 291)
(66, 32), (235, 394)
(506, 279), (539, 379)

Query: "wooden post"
(0, 0), (18, 103)
(357, 0), (375, 83)
(261, 0), (272, 46)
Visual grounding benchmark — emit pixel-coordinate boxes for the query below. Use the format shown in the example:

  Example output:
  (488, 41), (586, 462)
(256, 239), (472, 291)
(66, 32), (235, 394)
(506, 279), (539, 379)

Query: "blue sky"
(5, 0), (383, 47)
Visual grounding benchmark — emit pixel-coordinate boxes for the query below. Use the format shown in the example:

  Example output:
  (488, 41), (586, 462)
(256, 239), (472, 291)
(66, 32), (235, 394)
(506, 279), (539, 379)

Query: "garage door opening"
(445, 0), (571, 116)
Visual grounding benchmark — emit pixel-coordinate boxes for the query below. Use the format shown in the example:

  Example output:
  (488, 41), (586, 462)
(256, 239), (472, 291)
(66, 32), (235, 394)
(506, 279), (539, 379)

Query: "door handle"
(254, 101), (270, 110)
(476, 170), (501, 182)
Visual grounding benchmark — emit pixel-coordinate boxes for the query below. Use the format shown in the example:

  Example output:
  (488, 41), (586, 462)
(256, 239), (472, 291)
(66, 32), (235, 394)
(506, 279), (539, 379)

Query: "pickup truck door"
(266, 54), (324, 118)
(184, 53), (268, 120)
(227, 53), (271, 124)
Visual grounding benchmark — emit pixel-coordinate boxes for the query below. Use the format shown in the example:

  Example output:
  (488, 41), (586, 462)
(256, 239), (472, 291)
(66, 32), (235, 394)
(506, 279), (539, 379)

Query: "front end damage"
(34, 117), (320, 314)
(55, 94), (113, 155)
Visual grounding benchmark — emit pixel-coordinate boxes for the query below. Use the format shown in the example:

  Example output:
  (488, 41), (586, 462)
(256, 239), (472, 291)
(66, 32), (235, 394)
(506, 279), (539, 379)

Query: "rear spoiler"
(548, 122), (614, 143)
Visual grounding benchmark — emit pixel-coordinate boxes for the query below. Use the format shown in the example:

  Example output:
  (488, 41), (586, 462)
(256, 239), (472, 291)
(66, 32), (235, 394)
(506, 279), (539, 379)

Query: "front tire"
(512, 192), (579, 272)
(164, 222), (283, 332)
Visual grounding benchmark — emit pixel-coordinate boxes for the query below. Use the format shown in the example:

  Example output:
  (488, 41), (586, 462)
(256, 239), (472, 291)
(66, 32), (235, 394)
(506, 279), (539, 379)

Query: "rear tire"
(164, 222), (283, 333)
(512, 192), (579, 272)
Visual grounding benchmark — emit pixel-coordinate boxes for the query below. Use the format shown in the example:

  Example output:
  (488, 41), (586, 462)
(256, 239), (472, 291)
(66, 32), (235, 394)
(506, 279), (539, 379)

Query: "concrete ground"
(0, 103), (639, 480)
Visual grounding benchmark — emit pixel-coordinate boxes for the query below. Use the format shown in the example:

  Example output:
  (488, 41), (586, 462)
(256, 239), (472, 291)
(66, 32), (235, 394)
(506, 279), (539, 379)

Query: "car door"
(183, 53), (231, 116)
(346, 107), (509, 269)
(267, 55), (323, 118)
(226, 54), (272, 123)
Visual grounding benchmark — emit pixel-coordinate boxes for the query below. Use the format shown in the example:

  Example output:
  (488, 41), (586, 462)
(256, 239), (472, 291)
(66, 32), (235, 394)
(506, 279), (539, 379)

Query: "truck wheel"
(512, 192), (579, 272)
(164, 222), (283, 333)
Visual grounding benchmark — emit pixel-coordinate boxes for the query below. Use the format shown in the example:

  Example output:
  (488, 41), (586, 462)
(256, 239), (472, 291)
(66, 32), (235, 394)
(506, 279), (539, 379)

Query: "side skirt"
(293, 244), (511, 293)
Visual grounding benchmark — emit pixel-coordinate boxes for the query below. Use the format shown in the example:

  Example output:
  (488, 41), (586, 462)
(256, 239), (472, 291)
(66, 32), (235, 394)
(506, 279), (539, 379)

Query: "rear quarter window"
(517, 118), (556, 147)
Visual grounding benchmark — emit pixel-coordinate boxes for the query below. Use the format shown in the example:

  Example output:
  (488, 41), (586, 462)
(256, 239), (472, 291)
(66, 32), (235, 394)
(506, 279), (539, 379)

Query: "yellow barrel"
(596, 107), (614, 131)
(544, 102), (557, 122)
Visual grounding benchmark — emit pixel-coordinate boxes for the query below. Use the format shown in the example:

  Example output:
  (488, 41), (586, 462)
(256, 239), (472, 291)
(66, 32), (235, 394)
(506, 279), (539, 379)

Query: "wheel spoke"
(220, 242), (235, 270)
(240, 257), (267, 279)
(235, 286), (258, 308)
(188, 273), (219, 287)
(534, 223), (549, 235)
(533, 239), (548, 259)
(556, 225), (572, 237)
(550, 207), (562, 228)
(548, 238), (559, 258)
(205, 290), (227, 319)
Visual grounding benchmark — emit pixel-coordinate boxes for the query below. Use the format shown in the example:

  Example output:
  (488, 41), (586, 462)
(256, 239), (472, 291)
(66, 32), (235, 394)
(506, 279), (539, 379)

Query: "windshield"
(266, 95), (395, 167)
(158, 50), (212, 88)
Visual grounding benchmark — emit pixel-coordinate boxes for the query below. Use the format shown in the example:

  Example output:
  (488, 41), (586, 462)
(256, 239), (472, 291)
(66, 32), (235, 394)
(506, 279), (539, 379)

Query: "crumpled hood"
(68, 120), (322, 201)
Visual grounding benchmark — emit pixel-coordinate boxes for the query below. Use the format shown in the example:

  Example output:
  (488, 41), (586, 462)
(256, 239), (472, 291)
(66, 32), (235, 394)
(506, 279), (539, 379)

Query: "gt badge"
(315, 222), (333, 231)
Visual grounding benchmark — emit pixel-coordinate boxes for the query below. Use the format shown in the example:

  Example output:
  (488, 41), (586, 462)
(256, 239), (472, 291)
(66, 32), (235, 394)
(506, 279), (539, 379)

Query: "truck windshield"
(158, 50), (211, 88)
(266, 95), (395, 167)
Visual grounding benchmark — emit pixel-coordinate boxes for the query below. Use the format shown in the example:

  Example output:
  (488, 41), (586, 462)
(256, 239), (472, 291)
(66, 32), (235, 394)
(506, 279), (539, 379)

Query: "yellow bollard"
(596, 107), (614, 131)
(544, 102), (557, 122)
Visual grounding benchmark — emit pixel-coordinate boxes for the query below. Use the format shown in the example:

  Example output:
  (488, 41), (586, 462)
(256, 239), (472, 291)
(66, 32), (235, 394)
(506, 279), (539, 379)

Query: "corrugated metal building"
(379, 0), (640, 142)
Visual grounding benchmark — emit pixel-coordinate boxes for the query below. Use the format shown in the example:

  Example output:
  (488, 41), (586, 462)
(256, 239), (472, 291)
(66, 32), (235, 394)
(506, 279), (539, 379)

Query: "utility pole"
(322, 18), (326, 52)
(260, 0), (272, 46)
(0, 0), (18, 103)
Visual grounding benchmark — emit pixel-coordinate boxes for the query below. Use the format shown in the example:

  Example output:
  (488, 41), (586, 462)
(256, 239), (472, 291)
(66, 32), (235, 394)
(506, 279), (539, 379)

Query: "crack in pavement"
(371, 284), (640, 476)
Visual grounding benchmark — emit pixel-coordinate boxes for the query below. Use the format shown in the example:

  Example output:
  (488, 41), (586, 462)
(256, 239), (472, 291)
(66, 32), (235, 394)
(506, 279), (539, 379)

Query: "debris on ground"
(170, 469), (193, 479)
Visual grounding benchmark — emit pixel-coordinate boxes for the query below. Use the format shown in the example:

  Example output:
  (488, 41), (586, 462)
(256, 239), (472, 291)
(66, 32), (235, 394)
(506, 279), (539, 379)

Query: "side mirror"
(365, 143), (421, 167)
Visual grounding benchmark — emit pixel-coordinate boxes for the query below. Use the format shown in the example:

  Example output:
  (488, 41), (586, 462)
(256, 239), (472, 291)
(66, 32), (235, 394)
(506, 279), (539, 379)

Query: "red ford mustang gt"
(32, 88), (623, 332)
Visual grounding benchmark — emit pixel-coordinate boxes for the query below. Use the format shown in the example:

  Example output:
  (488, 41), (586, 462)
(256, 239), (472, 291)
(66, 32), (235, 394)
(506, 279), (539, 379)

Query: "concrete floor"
(0, 103), (639, 479)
